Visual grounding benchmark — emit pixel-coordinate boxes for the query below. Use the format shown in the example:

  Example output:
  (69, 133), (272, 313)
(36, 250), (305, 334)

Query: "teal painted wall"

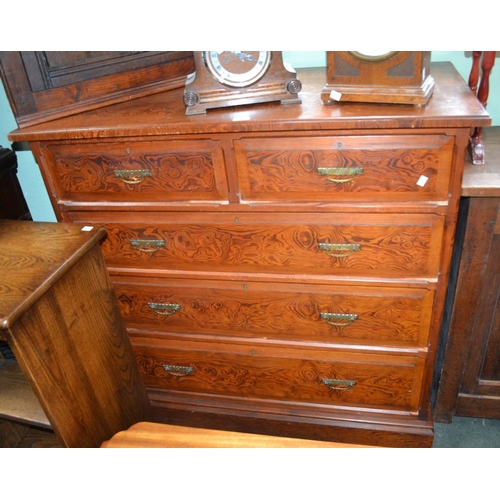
(1, 51), (498, 222)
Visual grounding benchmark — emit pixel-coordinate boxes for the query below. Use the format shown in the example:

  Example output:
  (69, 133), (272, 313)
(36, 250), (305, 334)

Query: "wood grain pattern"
(39, 139), (228, 202)
(101, 421), (374, 447)
(113, 278), (434, 348)
(236, 134), (453, 203)
(133, 341), (424, 412)
(92, 213), (444, 281)
(0, 221), (151, 447)
(5, 65), (489, 447)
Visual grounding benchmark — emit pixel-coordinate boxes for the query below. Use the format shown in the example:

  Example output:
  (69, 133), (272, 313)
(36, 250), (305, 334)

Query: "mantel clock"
(321, 51), (435, 105)
(183, 51), (302, 115)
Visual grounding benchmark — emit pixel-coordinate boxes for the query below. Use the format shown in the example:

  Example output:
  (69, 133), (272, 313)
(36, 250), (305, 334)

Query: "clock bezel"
(203, 51), (272, 88)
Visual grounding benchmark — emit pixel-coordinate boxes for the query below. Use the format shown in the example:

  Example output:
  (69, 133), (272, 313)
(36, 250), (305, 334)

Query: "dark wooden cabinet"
(0, 51), (194, 128)
(0, 146), (31, 221)
(8, 63), (490, 447)
(434, 127), (500, 421)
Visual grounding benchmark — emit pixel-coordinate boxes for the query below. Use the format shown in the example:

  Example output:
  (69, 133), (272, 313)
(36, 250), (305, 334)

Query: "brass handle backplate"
(320, 312), (358, 326)
(114, 169), (152, 185)
(131, 239), (166, 253)
(317, 167), (364, 183)
(148, 303), (181, 316)
(321, 378), (357, 391)
(319, 243), (361, 257)
(163, 365), (193, 377)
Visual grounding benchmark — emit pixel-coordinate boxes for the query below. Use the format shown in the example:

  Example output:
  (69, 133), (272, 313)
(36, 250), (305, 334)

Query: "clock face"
(204, 51), (271, 87)
(349, 51), (399, 62)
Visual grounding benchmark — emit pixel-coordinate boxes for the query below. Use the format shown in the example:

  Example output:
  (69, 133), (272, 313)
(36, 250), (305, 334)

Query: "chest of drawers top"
(8, 63), (490, 143)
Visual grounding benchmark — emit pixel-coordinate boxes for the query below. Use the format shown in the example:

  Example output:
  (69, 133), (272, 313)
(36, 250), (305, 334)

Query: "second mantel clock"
(183, 51), (302, 115)
(321, 51), (435, 105)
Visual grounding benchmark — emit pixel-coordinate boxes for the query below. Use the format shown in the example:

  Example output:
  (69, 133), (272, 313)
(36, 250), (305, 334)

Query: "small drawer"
(91, 212), (444, 281)
(38, 139), (229, 203)
(235, 134), (454, 203)
(132, 341), (425, 413)
(113, 278), (435, 348)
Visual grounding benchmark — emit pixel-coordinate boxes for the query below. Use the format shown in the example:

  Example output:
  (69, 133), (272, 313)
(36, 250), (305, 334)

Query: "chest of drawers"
(9, 63), (490, 447)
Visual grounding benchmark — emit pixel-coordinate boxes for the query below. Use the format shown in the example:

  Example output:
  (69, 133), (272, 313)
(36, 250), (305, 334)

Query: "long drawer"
(75, 212), (445, 281)
(113, 278), (434, 348)
(132, 339), (425, 413)
(235, 134), (454, 203)
(36, 139), (229, 203)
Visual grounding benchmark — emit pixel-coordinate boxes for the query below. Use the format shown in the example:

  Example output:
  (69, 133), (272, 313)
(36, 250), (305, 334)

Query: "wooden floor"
(0, 418), (61, 448)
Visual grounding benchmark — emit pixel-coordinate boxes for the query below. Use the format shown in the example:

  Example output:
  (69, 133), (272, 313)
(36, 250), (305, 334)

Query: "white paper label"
(81, 226), (94, 232)
(329, 89), (342, 101)
(232, 113), (251, 121)
(417, 175), (429, 187)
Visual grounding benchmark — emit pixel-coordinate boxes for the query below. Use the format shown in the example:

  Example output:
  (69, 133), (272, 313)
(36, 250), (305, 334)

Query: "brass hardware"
(321, 378), (357, 391)
(114, 169), (152, 184)
(130, 239), (166, 253)
(319, 243), (361, 257)
(320, 312), (358, 326)
(317, 167), (364, 183)
(163, 364), (193, 377)
(148, 303), (181, 316)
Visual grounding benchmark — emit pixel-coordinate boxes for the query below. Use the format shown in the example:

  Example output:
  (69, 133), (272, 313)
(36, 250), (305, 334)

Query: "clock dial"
(204, 51), (271, 87)
(349, 51), (399, 62)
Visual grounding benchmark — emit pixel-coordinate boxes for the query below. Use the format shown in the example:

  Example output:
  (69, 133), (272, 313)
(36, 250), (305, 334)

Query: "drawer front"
(92, 212), (444, 280)
(235, 135), (454, 203)
(38, 139), (229, 203)
(132, 342), (424, 412)
(114, 279), (434, 348)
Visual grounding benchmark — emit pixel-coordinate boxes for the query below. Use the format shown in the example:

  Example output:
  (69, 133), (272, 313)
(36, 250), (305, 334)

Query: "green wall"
(1, 51), (498, 222)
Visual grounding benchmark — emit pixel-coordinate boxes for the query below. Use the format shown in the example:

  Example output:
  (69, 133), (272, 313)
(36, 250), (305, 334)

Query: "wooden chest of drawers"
(9, 63), (490, 447)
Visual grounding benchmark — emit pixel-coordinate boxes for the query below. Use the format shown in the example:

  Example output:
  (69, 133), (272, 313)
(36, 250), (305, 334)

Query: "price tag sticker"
(81, 226), (94, 232)
(329, 89), (342, 101)
(416, 175), (429, 187)
(232, 113), (251, 121)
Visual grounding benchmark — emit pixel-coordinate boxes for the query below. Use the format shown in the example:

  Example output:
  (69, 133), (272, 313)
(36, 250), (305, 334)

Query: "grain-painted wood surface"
(113, 278), (434, 348)
(4, 65), (489, 447)
(8, 63), (491, 141)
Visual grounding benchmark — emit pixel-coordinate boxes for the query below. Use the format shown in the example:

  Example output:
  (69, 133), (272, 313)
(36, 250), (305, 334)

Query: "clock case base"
(184, 52), (302, 115)
(321, 76), (435, 106)
(321, 51), (435, 105)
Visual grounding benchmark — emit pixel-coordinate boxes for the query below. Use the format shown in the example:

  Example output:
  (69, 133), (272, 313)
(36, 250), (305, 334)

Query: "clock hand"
(232, 51), (255, 62)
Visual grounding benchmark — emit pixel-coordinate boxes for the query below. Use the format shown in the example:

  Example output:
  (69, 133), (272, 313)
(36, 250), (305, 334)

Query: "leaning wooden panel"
(0, 221), (151, 447)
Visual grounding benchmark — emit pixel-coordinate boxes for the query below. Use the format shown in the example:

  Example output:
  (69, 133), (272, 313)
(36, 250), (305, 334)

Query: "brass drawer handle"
(319, 243), (361, 257)
(131, 239), (166, 253)
(148, 303), (181, 316)
(321, 378), (357, 391)
(320, 312), (358, 326)
(114, 169), (152, 185)
(163, 364), (193, 377)
(317, 167), (364, 183)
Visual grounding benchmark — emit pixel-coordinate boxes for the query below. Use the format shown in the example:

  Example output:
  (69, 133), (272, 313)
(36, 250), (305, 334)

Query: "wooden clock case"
(183, 51), (302, 115)
(322, 51), (435, 105)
